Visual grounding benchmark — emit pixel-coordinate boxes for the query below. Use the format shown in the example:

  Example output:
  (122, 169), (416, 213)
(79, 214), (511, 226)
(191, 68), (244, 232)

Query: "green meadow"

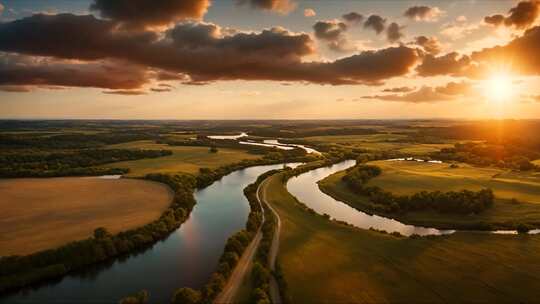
(102, 140), (259, 176)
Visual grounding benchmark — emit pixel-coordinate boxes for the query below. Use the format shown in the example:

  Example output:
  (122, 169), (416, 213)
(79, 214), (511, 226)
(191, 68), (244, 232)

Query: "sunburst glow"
(484, 73), (514, 103)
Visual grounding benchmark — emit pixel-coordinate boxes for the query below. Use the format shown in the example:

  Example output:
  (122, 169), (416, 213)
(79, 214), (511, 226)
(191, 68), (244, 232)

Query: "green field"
(319, 160), (540, 229)
(303, 134), (453, 154)
(102, 140), (259, 176)
(264, 171), (540, 303)
(367, 160), (540, 204)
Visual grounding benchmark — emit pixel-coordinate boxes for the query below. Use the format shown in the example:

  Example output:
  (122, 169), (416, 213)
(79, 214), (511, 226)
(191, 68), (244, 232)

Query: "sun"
(484, 73), (513, 103)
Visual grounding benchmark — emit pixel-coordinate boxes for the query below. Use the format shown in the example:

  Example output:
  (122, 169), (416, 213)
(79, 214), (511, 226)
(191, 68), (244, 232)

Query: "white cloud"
(304, 8), (316, 17)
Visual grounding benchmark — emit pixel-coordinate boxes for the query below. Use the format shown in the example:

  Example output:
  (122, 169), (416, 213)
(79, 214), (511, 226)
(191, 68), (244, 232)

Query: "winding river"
(1, 163), (300, 304)
(287, 160), (455, 236)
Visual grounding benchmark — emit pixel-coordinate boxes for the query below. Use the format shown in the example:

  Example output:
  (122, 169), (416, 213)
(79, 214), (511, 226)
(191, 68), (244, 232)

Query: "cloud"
(413, 36), (442, 55)
(386, 22), (404, 43)
(382, 87), (415, 93)
(404, 6), (443, 22)
(472, 25), (540, 76)
(484, 0), (540, 29)
(313, 20), (355, 52)
(364, 14), (386, 34)
(102, 90), (147, 95)
(150, 88), (170, 93)
(415, 52), (472, 77)
(0, 13), (419, 88)
(440, 21), (482, 40)
(90, 0), (210, 29)
(237, 0), (296, 15)
(362, 81), (472, 103)
(342, 12), (363, 24)
(0, 85), (32, 92)
(484, 14), (505, 26)
(0, 53), (150, 90)
(304, 8), (316, 17)
(313, 20), (347, 41)
(382, 86), (415, 93)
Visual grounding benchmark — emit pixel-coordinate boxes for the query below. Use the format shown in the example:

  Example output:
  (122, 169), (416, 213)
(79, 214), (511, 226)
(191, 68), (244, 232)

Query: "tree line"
(0, 149), (171, 178)
(342, 164), (495, 215)
(431, 142), (539, 171)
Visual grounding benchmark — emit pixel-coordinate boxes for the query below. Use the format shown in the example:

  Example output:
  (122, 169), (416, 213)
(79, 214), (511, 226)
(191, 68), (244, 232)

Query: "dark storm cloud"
(386, 22), (404, 43)
(484, 0), (539, 29)
(404, 6), (442, 21)
(342, 12), (363, 24)
(0, 13), (420, 88)
(364, 15), (386, 34)
(90, 0), (210, 29)
(413, 36), (442, 55)
(236, 0), (296, 14)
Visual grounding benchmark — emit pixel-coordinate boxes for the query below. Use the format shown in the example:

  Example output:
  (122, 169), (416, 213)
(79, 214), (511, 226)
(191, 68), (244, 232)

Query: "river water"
(287, 160), (455, 236)
(1, 163), (300, 304)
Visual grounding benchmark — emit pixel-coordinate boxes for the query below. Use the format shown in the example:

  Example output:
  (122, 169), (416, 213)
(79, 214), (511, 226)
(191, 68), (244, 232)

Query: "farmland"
(102, 140), (260, 176)
(0, 177), (173, 256)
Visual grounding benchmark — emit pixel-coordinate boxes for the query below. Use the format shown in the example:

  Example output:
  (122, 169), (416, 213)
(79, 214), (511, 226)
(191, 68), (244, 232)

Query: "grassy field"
(320, 169), (540, 229)
(264, 171), (540, 303)
(102, 140), (259, 176)
(0, 177), (173, 256)
(303, 134), (453, 154)
(367, 160), (540, 204)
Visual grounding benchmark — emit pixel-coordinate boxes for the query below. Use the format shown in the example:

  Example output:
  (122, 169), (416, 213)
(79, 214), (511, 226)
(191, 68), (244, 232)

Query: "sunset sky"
(1, 0), (540, 119)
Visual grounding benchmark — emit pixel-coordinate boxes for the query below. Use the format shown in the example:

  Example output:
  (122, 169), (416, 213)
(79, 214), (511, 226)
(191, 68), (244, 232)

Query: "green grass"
(264, 171), (540, 303)
(303, 134), (453, 153)
(319, 170), (540, 229)
(367, 160), (540, 204)
(101, 140), (259, 176)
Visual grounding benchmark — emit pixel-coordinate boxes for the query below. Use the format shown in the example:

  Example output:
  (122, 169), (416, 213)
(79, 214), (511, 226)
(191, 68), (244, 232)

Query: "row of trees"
(167, 170), (285, 304)
(0, 149), (171, 177)
(343, 164), (495, 215)
(431, 142), (539, 171)
(0, 132), (157, 150)
(0, 173), (197, 293)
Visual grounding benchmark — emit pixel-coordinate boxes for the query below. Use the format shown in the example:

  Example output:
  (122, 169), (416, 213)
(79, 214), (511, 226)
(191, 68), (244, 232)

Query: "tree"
(119, 290), (148, 304)
(517, 223), (531, 234)
(172, 287), (201, 304)
(94, 227), (110, 239)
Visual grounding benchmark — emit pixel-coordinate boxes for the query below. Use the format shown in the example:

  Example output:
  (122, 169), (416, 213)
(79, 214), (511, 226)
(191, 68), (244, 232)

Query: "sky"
(1, 0), (540, 119)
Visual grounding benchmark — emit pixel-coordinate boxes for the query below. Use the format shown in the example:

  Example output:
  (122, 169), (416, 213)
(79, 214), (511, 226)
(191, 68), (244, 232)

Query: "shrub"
(171, 287), (201, 304)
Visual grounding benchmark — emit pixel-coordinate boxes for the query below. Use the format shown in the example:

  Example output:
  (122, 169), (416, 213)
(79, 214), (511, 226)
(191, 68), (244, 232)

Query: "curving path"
(259, 178), (283, 304)
(214, 180), (268, 303)
(214, 177), (283, 304)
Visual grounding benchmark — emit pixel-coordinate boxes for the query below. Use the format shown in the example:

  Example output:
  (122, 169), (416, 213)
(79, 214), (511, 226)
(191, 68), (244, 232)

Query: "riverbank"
(264, 168), (540, 303)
